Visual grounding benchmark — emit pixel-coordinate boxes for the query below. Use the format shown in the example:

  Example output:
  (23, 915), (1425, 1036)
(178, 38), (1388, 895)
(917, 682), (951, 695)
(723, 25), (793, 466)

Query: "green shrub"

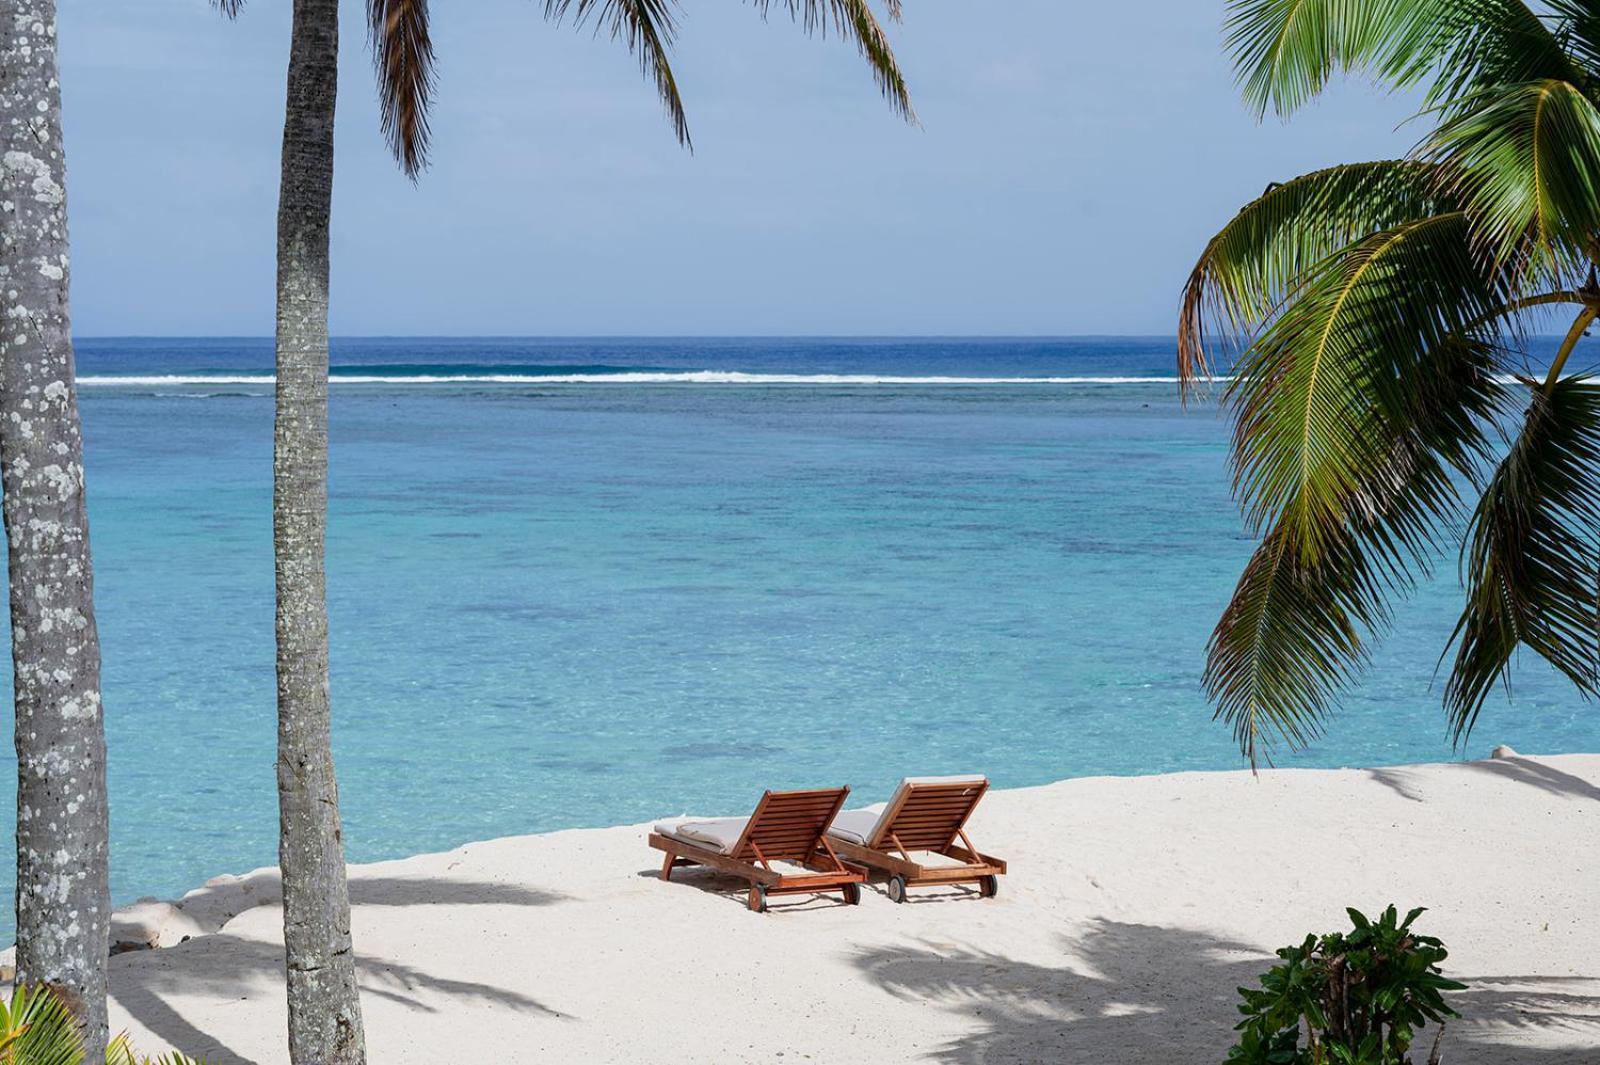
(0, 984), (202, 1064)
(1226, 905), (1465, 1065)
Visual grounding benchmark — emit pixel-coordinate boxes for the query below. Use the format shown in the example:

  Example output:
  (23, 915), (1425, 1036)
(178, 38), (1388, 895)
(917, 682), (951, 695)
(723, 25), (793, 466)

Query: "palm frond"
(745, 1), (914, 121)
(107, 1032), (206, 1064)
(0, 985), (85, 1065)
(1227, 0), (1584, 119)
(369, 0), (437, 178)
(1546, 0), (1600, 76)
(1209, 333), (1504, 765)
(211, 0), (244, 17)
(1446, 372), (1600, 741)
(1180, 159), (1449, 390)
(1426, 79), (1600, 281)
(1227, 212), (1508, 561)
(546, 0), (690, 147)
(1206, 522), (1378, 766)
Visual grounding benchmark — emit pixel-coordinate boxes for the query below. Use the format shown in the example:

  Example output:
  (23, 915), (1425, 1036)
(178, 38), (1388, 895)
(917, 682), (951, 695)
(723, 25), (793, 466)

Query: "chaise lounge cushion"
(826, 775), (987, 848)
(825, 807), (885, 845)
(654, 816), (748, 855)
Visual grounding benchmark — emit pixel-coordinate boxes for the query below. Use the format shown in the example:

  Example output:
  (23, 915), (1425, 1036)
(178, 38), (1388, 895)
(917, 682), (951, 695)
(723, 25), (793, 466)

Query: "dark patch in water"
(662, 742), (783, 761)
(455, 601), (589, 622)
(530, 757), (613, 775)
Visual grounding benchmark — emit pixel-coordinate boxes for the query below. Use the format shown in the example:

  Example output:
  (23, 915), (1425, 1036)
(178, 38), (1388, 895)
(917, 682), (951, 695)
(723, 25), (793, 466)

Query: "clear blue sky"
(61, 0), (1423, 336)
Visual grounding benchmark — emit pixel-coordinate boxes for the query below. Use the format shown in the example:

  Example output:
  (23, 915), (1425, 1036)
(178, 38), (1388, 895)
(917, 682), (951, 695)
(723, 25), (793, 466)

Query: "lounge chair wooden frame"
(649, 787), (867, 913)
(828, 779), (1007, 902)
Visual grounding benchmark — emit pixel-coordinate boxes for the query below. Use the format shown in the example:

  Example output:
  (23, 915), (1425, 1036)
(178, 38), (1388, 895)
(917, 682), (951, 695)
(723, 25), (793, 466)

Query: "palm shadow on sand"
(851, 920), (1598, 1065)
(111, 876), (570, 1065)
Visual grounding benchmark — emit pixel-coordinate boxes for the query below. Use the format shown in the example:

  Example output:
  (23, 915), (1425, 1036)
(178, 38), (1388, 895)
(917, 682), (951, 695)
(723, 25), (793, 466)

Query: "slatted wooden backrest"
(870, 779), (988, 852)
(732, 787), (850, 864)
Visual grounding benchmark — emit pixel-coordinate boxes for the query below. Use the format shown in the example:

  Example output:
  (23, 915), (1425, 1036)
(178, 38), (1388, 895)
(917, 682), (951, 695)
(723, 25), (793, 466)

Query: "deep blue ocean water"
(0, 336), (1594, 936)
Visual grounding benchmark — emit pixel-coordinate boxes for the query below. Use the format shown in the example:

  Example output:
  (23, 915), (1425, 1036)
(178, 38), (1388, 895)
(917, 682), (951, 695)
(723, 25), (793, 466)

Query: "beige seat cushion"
(826, 775), (987, 848)
(654, 816), (748, 855)
(826, 807), (886, 845)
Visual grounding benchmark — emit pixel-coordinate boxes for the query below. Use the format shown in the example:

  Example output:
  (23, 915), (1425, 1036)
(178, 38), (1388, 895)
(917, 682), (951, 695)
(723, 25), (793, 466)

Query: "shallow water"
(0, 337), (1591, 936)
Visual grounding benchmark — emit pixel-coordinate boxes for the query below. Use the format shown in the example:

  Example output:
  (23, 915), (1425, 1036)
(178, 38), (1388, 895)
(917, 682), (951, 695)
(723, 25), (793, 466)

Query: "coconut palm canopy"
(221, 0), (913, 177)
(1182, 0), (1600, 766)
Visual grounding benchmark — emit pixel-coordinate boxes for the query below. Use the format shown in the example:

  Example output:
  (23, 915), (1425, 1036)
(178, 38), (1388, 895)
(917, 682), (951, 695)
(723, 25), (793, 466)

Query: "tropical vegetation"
(1183, 0), (1600, 765)
(0, 1), (113, 1056)
(212, 1), (915, 1060)
(1227, 905), (1464, 1065)
(0, 985), (202, 1064)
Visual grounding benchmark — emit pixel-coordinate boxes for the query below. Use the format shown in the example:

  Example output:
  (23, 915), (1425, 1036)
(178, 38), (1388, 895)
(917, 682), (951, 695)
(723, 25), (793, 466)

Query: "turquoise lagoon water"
(1, 336), (1594, 934)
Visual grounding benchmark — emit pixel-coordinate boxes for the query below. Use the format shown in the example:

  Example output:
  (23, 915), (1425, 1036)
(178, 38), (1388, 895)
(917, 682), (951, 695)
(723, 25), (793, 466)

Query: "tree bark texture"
(274, 1), (366, 1061)
(0, 2), (110, 1058)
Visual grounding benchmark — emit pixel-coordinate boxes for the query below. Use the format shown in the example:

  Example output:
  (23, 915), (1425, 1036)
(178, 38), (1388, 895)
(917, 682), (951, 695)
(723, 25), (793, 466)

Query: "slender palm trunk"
(274, 1), (365, 1061)
(0, 2), (111, 1057)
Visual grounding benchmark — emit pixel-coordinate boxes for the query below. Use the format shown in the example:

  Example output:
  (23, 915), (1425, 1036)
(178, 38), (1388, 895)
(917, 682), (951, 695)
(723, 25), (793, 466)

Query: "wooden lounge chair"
(649, 787), (867, 913)
(825, 775), (1006, 903)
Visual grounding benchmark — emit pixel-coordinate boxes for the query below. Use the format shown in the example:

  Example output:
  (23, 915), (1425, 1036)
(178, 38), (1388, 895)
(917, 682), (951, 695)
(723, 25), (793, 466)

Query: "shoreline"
(91, 752), (1598, 1064)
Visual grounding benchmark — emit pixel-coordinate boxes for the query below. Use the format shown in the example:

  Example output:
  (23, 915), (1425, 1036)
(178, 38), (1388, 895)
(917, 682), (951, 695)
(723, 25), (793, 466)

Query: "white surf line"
(78, 372), (1225, 387)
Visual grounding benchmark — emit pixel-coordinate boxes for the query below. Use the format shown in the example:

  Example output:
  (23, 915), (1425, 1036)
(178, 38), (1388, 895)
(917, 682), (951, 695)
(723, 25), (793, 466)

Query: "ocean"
(0, 336), (1592, 935)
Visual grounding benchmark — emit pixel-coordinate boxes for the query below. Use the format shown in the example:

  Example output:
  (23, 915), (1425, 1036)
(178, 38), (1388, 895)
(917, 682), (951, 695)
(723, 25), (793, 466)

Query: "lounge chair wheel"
(748, 885), (768, 913)
(887, 875), (907, 904)
(842, 882), (862, 906)
(979, 874), (999, 899)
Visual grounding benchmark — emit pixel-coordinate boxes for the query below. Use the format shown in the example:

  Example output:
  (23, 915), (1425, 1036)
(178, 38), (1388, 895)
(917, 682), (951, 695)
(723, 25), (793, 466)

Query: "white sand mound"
(107, 754), (1599, 1064)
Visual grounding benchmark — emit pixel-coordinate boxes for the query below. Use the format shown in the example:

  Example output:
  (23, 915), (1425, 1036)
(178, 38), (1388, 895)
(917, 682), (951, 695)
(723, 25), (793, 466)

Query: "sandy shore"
(102, 753), (1598, 1064)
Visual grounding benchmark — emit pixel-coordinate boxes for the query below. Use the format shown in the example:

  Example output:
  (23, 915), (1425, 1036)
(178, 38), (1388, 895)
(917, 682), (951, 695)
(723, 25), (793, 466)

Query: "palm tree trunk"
(274, 1), (366, 1061)
(0, 2), (111, 1058)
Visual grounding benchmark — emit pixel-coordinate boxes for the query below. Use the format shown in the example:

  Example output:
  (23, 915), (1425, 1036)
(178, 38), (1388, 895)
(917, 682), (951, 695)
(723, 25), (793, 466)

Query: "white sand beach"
(101, 753), (1597, 1064)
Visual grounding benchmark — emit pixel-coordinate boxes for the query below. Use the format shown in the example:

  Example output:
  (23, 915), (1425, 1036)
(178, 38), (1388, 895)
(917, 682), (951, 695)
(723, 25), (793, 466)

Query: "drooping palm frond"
(1426, 78), (1600, 281)
(369, 0), (437, 178)
(210, 0), (244, 18)
(1227, 0), (1584, 119)
(1203, 0), (1600, 759)
(545, 0), (689, 146)
(1227, 212), (1508, 560)
(1209, 333), (1504, 765)
(1445, 369), (1600, 741)
(1206, 522), (1379, 766)
(1179, 159), (1449, 390)
(745, 1), (915, 121)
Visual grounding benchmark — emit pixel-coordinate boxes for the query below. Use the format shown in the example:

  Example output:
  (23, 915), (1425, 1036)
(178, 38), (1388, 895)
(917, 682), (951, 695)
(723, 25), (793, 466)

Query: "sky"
(59, 0), (1427, 336)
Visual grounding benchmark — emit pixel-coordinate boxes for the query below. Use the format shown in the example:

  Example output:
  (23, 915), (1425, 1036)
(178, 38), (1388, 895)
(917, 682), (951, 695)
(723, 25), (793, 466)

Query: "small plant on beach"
(0, 984), (202, 1064)
(1226, 906), (1464, 1065)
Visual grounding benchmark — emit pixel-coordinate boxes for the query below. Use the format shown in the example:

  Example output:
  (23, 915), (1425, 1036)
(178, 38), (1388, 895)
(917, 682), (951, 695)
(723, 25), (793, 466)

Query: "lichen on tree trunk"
(0, 2), (111, 1058)
(274, 0), (366, 1061)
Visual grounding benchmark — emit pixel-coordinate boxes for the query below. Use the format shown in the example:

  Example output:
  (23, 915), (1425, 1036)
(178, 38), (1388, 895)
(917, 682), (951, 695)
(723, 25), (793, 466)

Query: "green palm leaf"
(1179, 159), (1449, 389)
(1210, 334), (1503, 764)
(1446, 371), (1600, 740)
(1228, 212), (1506, 560)
(1546, 0), (1600, 76)
(1207, 522), (1379, 765)
(1228, 0), (1584, 119)
(1427, 78), (1600, 279)
(0, 984), (86, 1065)
(1206, 0), (1600, 758)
